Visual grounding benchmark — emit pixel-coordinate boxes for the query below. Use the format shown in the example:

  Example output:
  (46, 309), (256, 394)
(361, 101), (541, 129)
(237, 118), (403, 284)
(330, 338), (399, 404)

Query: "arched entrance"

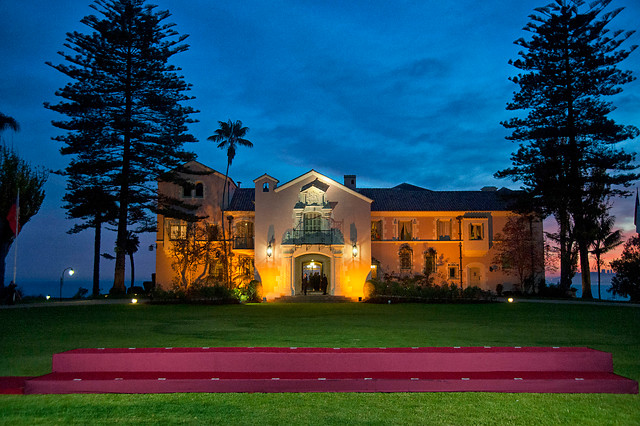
(295, 253), (331, 295)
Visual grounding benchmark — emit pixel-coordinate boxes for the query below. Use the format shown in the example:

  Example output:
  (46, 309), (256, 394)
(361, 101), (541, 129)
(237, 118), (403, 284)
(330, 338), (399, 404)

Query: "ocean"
(16, 279), (129, 299)
(547, 271), (629, 301)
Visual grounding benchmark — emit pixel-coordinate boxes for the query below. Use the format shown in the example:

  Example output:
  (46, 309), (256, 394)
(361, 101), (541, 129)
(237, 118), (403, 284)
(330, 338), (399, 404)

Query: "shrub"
(364, 276), (493, 303)
(240, 280), (263, 303)
(151, 283), (240, 304)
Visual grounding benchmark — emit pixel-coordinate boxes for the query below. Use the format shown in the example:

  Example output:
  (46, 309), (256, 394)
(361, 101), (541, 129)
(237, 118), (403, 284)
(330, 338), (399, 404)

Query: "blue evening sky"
(0, 0), (638, 291)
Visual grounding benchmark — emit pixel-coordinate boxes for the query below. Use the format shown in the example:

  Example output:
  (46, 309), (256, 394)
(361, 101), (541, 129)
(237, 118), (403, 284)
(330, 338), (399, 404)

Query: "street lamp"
(60, 267), (74, 301)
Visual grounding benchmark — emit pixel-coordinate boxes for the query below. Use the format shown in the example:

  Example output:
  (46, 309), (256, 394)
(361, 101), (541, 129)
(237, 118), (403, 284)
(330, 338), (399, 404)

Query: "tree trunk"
(578, 239), (593, 299)
(93, 219), (101, 297)
(221, 161), (230, 288)
(595, 252), (602, 300)
(112, 38), (133, 294)
(129, 252), (135, 290)
(557, 210), (573, 290)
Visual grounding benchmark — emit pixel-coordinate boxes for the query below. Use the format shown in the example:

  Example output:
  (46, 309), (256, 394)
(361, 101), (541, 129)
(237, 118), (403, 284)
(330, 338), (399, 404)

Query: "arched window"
(195, 182), (204, 198)
(399, 244), (412, 271)
(424, 248), (436, 276)
(263, 182), (270, 192)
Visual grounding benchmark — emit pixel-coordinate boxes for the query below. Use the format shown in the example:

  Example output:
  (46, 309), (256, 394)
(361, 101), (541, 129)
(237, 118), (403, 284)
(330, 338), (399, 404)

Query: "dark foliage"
(609, 235), (640, 302)
(365, 277), (494, 303)
(0, 146), (47, 288)
(496, 0), (638, 299)
(46, 0), (198, 293)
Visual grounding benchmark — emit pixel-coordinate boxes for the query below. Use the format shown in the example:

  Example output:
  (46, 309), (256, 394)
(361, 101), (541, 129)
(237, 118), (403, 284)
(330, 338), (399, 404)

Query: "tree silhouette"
(0, 146), (47, 288)
(610, 235), (640, 302)
(207, 120), (252, 288)
(0, 113), (19, 133)
(589, 212), (622, 300)
(46, 0), (197, 294)
(124, 230), (140, 290)
(496, 0), (638, 299)
(64, 185), (119, 297)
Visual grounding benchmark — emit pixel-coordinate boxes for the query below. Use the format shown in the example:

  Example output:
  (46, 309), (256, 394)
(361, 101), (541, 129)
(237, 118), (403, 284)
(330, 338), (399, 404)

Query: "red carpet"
(0, 377), (32, 394)
(21, 347), (638, 394)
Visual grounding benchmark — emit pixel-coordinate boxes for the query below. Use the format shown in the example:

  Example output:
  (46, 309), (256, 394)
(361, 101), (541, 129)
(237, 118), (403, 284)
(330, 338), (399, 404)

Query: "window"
(235, 221), (254, 249)
(424, 249), (436, 276)
(470, 224), (484, 240)
(448, 263), (459, 279)
(263, 182), (269, 192)
(182, 184), (192, 198)
(398, 220), (412, 241)
(194, 182), (204, 198)
(437, 219), (451, 240)
(304, 212), (322, 232)
(399, 245), (412, 271)
(169, 220), (186, 240)
(371, 220), (382, 241)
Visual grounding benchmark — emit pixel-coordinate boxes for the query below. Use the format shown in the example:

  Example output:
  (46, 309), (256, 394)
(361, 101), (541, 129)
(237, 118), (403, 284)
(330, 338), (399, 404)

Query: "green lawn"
(1, 302), (638, 425)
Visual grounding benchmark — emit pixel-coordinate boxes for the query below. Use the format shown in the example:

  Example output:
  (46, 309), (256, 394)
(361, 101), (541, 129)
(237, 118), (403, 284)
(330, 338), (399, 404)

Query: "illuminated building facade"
(156, 162), (544, 299)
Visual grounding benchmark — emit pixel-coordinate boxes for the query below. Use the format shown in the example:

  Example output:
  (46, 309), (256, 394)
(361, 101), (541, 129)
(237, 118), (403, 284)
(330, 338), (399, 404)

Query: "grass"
(0, 302), (639, 425)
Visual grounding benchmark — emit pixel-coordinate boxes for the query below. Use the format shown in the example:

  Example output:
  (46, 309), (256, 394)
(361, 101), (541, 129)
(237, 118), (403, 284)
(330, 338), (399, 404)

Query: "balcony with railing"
(233, 236), (255, 249)
(282, 228), (344, 246)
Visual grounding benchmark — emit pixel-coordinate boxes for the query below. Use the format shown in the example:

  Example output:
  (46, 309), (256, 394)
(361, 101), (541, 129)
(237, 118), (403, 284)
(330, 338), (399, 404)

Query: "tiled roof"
(356, 184), (516, 212)
(228, 188), (255, 211)
(227, 185), (517, 212)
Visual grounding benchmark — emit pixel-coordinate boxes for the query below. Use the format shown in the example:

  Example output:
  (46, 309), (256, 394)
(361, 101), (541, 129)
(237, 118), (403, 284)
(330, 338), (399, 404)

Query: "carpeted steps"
(24, 347), (638, 394)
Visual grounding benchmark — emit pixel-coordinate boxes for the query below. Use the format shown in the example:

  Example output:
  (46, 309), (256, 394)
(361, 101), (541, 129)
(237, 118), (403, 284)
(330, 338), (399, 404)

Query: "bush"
(151, 284), (240, 304)
(239, 280), (263, 303)
(364, 277), (493, 303)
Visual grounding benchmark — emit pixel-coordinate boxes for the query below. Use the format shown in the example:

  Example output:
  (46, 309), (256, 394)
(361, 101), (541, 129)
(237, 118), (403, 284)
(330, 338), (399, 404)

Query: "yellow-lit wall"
(253, 171), (372, 300)
(155, 161), (236, 290)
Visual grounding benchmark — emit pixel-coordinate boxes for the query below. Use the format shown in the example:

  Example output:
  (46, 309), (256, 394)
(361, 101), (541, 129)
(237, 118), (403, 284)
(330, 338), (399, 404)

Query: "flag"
(635, 188), (640, 234)
(7, 193), (19, 236)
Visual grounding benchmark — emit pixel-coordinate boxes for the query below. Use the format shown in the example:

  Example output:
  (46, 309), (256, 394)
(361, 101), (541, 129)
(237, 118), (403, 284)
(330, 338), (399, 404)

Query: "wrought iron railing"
(233, 236), (255, 249)
(282, 229), (344, 245)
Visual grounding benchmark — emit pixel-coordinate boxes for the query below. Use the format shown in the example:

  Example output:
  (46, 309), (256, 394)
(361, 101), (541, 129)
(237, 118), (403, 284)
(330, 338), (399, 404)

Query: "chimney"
(344, 175), (356, 190)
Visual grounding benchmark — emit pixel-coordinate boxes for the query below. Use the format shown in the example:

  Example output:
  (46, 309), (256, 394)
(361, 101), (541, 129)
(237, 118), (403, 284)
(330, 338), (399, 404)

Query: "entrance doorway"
(302, 260), (324, 293)
(469, 267), (481, 286)
(295, 254), (331, 295)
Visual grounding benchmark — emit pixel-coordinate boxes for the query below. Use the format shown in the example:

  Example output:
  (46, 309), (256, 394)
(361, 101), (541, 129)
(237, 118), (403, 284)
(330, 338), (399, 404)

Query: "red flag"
(7, 202), (19, 235)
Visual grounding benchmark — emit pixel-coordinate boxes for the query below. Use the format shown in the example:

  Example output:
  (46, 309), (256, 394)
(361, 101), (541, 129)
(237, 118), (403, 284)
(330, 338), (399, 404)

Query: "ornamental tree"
(609, 235), (640, 302)
(496, 0), (638, 299)
(46, 0), (198, 293)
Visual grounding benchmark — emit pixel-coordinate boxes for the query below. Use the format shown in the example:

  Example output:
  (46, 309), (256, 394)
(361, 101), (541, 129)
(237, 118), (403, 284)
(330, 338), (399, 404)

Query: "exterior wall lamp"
(266, 242), (273, 257)
(352, 244), (358, 258)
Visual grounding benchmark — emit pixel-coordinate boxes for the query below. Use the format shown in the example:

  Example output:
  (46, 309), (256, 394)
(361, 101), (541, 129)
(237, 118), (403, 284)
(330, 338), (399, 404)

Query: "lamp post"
(60, 267), (74, 301)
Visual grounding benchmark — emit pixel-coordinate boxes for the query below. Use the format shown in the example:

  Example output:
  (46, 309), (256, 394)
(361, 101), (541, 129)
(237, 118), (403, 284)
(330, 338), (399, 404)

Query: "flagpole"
(12, 189), (19, 284)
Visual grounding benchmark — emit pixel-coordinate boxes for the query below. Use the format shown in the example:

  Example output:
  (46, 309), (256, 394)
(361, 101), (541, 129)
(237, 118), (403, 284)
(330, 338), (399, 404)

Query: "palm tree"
(124, 231), (140, 291)
(590, 215), (622, 300)
(207, 120), (252, 288)
(0, 113), (19, 133)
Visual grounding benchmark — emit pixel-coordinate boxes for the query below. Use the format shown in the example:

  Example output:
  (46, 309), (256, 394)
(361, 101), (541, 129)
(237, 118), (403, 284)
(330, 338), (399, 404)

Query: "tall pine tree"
(496, 0), (638, 298)
(46, 0), (197, 293)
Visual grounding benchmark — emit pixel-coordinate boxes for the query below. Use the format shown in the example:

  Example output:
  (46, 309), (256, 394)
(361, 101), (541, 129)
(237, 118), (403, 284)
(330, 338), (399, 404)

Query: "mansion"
(156, 161), (544, 300)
